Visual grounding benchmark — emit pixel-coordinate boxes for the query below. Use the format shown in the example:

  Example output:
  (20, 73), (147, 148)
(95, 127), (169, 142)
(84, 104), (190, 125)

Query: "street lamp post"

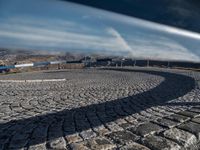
(167, 61), (170, 68)
(147, 60), (150, 67)
(134, 59), (136, 67)
(121, 58), (125, 67)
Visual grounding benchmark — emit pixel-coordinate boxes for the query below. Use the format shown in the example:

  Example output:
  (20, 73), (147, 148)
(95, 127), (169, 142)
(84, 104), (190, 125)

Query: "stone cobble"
(0, 67), (200, 149)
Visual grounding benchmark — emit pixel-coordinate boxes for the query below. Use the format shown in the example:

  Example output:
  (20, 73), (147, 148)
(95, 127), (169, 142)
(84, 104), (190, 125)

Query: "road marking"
(0, 79), (66, 83)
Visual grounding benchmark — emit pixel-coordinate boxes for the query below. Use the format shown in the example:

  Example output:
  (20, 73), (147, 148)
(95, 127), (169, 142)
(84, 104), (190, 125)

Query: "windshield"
(0, 0), (200, 150)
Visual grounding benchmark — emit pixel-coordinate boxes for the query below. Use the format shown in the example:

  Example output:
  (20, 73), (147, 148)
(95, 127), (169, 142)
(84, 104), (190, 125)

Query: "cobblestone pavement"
(0, 67), (200, 150)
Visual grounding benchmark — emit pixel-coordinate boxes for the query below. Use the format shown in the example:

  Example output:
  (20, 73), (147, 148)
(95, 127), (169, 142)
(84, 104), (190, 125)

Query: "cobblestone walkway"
(0, 67), (200, 150)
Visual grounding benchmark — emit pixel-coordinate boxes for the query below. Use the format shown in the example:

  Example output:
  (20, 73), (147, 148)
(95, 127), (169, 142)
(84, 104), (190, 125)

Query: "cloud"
(107, 28), (132, 52)
(126, 35), (200, 61)
(0, 18), (199, 62)
(0, 19), (132, 55)
(0, 1), (200, 62)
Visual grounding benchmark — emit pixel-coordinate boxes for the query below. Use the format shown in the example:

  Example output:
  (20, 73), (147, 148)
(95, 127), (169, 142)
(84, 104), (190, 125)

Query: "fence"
(0, 60), (84, 73)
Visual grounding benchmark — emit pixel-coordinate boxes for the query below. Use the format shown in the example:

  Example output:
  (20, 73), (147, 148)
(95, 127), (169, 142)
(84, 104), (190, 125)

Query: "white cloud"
(0, 21), (132, 54)
(127, 36), (200, 61)
(107, 28), (132, 52)
(0, 8), (200, 62)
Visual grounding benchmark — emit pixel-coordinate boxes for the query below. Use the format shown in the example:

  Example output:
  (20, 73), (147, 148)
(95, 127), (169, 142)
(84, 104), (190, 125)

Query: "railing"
(0, 60), (67, 72)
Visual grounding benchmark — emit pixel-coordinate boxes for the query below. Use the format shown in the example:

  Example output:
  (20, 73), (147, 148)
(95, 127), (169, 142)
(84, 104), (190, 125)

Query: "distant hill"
(0, 48), (199, 71)
(0, 48), (84, 65)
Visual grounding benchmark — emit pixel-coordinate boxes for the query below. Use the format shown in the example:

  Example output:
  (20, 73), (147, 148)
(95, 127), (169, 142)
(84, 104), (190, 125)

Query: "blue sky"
(0, 0), (200, 62)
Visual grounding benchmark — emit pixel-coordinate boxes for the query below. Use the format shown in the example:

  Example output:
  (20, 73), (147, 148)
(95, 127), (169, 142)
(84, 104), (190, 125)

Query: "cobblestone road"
(0, 67), (200, 150)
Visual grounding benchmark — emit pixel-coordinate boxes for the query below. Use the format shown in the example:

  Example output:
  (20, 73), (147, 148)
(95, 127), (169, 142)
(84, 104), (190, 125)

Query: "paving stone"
(30, 123), (48, 141)
(9, 139), (28, 149)
(115, 118), (128, 125)
(87, 137), (117, 150)
(0, 139), (8, 150)
(106, 122), (124, 132)
(80, 129), (97, 140)
(178, 121), (200, 139)
(93, 125), (110, 136)
(153, 118), (179, 128)
(189, 108), (200, 113)
(46, 137), (67, 150)
(165, 113), (190, 123)
(70, 141), (90, 150)
(124, 116), (138, 124)
(119, 142), (150, 150)
(129, 122), (164, 137)
(28, 143), (46, 150)
(139, 111), (159, 120)
(192, 117), (200, 124)
(65, 133), (83, 144)
(141, 135), (181, 150)
(106, 130), (140, 145)
(119, 122), (133, 129)
(145, 109), (164, 117)
(152, 107), (173, 116)
(9, 132), (30, 149)
(177, 110), (200, 118)
(134, 116), (149, 123)
(163, 128), (197, 148)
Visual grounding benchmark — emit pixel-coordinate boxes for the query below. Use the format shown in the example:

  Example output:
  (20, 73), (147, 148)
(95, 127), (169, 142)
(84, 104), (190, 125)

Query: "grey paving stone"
(70, 141), (90, 150)
(119, 142), (150, 150)
(115, 118), (128, 125)
(46, 137), (67, 150)
(119, 122), (134, 129)
(129, 122), (164, 137)
(0, 139), (8, 150)
(106, 130), (140, 145)
(65, 133), (83, 144)
(87, 137), (117, 150)
(28, 143), (47, 150)
(141, 135), (181, 150)
(9, 139), (28, 149)
(192, 117), (200, 124)
(80, 129), (97, 140)
(177, 110), (200, 118)
(165, 113), (190, 123)
(153, 118), (179, 128)
(163, 128), (197, 148)
(178, 121), (200, 139)
(124, 116), (138, 124)
(93, 125), (111, 136)
(8, 131), (31, 149)
(189, 108), (200, 113)
(106, 122), (124, 132)
(30, 123), (48, 141)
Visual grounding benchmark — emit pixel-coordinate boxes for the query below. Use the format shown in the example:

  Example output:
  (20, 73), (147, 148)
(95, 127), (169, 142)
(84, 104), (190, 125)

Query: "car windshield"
(0, 0), (200, 149)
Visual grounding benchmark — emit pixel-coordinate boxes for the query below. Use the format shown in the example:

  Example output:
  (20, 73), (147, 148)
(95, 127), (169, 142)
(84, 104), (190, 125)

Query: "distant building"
(81, 56), (97, 67)
(96, 58), (112, 66)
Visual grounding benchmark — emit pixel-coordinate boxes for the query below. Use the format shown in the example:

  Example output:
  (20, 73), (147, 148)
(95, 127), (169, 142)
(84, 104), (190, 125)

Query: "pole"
(147, 60), (149, 67)
(134, 60), (136, 67)
(167, 61), (170, 68)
